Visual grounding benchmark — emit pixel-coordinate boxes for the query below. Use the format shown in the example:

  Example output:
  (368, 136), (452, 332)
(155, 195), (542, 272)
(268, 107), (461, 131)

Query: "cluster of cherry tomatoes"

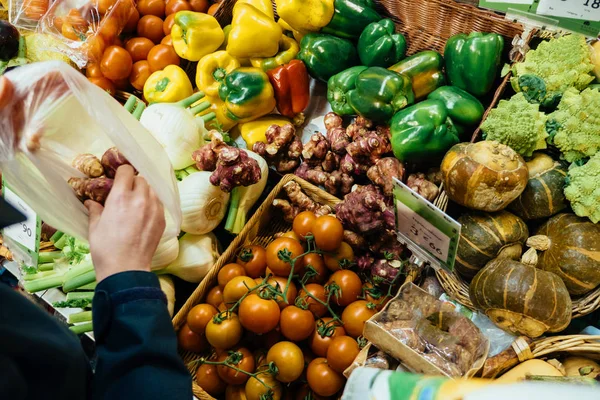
(64, 0), (220, 95)
(178, 211), (392, 399)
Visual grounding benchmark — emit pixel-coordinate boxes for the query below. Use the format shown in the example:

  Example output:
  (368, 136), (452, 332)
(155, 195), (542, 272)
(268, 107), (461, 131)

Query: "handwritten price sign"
(3, 186), (37, 252)
(537, 0), (600, 21)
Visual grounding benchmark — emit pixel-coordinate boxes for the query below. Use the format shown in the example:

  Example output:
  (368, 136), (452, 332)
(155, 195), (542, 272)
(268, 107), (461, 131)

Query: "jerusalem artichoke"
(302, 132), (330, 165)
(335, 185), (395, 235)
(101, 147), (136, 178)
(367, 157), (405, 196)
(406, 173), (439, 202)
(273, 199), (299, 223)
(283, 180), (332, 215)
(253, 124), (303, 173)
(68, 177), (114, 205)
(72, 154), (103, 178)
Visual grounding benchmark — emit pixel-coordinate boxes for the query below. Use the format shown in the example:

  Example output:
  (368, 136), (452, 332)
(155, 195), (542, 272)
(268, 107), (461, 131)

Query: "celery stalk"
(66, 291), (94, 301)
(78, 282), (97, 291)
(63, 259), (94, 283)
(50, 231), (64, 243)
(68, 310), (92, 324)
(38, 251), (62, 264)
(69, 322), (93, 335)
(23, 270), (56, 281)
(63, 270), (96, 292)
(38, 263), (55, 272)
(23, 274), (64, 293)
(54, 234), (68, 250)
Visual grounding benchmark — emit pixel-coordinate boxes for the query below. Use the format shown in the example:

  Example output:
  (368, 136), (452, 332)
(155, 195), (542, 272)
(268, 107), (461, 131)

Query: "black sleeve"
(92, 271), (191, 400)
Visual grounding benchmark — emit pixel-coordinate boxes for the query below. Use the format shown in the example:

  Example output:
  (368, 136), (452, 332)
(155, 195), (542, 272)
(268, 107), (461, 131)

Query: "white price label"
(485, 0), (533, 4)
(3, 187), (37, 252)
(396, 201), (451, 261)
(537, 0), (600, 21)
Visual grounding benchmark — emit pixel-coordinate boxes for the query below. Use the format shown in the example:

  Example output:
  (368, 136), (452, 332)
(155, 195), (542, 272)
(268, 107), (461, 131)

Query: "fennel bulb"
(151, 234), (179, 269)
(179, 171), (230, 234)
(139, 92), (214, 170)
(161, 233), (220, 283)
(158, 275), (176, 317)
(224, 151), (268, 234)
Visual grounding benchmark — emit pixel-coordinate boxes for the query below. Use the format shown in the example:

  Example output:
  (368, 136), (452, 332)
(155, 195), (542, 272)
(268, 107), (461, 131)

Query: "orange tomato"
(97, 15), (120, 44)
(293, 211), (316, 240)
(309, 317), (345, 357)
(326, 336), (359, 373)
(83, 34), (107, 62)
(207, 2), (219, 15)
(326, 269), (362, 307)
(96, 0), (117, 14)
(187, 303), (218, 335)
(236, 245), (267, 279)
(125, 37), (154, 62)
(23, 0), (49, 20)
(312, 215), (344, 252)
(129, 60), (151, 90)
(218, 263), (246, 289)
(280, 305), (314, 341)
(206, 286), (224, 309)
(299, 253), (328, 284)
(123, 7), (140, 33)
(86, 63), (104, 78)
(147, 43), (180, 72)
(266, 237), (304, 277)
(137, 0), (166, 17)
(161, 34), (173, 46)
(53, 16), (65, 31)
(217, 347), (255, 385)
(163, 13), (176, 36)
(306, 358), (345, 397)
(223, 276), (257, 305)
(137, 15), (165, 43)
(205, 313), (243, 349)
(341, 300), (376, 338)
(266, 341), (304, 383)
(323, 242), (354, 272)
(88, 77), (116, 95)
(280, 231), (302, 242)
(177, 323), (208, 352)
(238, 294), (280, 334)
(265, 276), (297, 309)
(189, 0), (209, 12)
(196, 363), (226, 396)
(165, 0), (192, 15)
(297, 283), (327, 318)
(100, 45), (133, 80)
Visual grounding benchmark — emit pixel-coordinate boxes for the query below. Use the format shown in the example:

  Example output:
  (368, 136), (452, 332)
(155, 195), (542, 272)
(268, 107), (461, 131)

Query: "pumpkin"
(455, 211), (529, 280)
(508, 153), (568, 220)
(469, 257), (572, 338)
(496, 359), (564, 382)
(440, 141), (528, 212)
(531, 213), (600, 296)
(562, 357), (600, 379)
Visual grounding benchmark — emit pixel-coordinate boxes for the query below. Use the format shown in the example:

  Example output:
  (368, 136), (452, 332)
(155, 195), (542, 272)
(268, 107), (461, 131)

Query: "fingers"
(148, 189), (166, 232)
(112, 165), (135, 193)
(85, 200), (104, 232)
(133, 175), (149, 196)
(0, 76), (15, 110)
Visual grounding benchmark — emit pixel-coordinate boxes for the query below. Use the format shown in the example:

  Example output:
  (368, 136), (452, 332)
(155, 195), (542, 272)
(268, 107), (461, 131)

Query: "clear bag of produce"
(0, 61), (181, 248)
(9, 0), (51, 31)
(33, 0), (134, 67)
(364, 283), (489, 378)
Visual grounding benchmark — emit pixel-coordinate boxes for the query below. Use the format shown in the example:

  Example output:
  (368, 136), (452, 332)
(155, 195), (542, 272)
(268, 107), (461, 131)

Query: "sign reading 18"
(583, 0), (600, 8)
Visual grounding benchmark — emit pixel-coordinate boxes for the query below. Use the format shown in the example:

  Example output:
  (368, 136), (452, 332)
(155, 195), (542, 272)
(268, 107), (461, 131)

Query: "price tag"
(2, 186), (38, 252)
(537, 0), (600, 21)
(393, 179), (461, 271)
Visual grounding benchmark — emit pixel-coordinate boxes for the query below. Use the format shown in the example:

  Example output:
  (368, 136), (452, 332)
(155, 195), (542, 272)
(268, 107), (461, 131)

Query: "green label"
(2, 178), (41, 268)
(393, 179), (460, 271)
(480, 0), (600, 36)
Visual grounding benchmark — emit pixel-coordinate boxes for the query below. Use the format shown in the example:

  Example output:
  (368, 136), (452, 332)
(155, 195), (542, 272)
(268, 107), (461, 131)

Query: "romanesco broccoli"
(547, 87), (600, 163)
(480, 93), (548, 157)
(564, 153), (600, 223)
(511, 34), (595, 108)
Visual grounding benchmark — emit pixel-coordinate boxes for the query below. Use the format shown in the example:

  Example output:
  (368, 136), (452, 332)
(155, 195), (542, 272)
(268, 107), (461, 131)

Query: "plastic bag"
(0, 61), (181, 249)
(35, 0), (134, 67)
(10, 0), (51, 31)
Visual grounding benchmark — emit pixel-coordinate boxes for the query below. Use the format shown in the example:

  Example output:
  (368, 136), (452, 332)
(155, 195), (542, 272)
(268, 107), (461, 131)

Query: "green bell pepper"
(358, 19), (406, 68)
(427, 86), (484, 136)
(218, 67), (277, 122)
(348, 67), (414, 122)
(444, 32), (504, 98)
(327, 65), (368, 115)
(297, 33), (359, 82)
(390, 99), (460, 163)
(321, 0), (381, 39)
(388, 51), (445, 100)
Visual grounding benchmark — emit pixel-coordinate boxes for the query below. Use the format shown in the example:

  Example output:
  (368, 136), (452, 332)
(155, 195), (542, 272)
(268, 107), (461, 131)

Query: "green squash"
(455, 211), (529, 280)
(533, 213), (600, 296)
(470, 257), (572, 338)
(508, 153), (568, 220)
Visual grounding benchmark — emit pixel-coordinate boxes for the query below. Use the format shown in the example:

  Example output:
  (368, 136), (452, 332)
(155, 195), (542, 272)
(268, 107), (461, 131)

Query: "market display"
(3, 0), (600, 398)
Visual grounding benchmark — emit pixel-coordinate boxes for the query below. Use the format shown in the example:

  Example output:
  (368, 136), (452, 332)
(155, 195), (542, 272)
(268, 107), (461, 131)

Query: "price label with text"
(3, 186), (38, 252)
(537, 0), (600, 21)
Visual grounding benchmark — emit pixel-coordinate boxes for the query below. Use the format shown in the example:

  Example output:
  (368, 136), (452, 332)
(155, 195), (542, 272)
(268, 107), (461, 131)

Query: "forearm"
(92, 271), (191, 400)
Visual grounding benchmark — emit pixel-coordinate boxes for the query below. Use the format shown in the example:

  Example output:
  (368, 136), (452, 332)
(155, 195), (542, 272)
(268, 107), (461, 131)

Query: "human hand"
(85, 165), (166, 282)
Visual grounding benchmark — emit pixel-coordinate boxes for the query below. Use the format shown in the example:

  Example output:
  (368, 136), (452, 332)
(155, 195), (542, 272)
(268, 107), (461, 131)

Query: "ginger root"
(72, 154), (103, 178)
(367, 157), (405, 196)
(101, 147), (136, 178)
(69, 177), (114, 205)
(407, 173), (439, 202)
(253, 124), (302, 173)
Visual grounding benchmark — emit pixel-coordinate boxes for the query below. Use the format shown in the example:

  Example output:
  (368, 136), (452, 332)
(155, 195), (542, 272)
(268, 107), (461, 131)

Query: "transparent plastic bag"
(0, 61), (181, 250)
(35, 0), (134, 67)
(10, 0), (51, 31)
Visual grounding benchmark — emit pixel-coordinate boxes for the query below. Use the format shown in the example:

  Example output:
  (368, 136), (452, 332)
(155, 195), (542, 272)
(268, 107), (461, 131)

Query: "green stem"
(132, 101), (146, 120)
(23, 274), (64, 293)
(23, 270), (56, 281)
(38, 262), (55, 272)
(17, 36), (25, 59)
(124, 95), (137, 113)
(38, 251), (62, 264)
(525, 376), (598, 385)
(198, 112), (216, 122)
(224, 187), (241, 233)
(67, 291), (94, 301)
(69, 322), (93, 335)
(64, 259), (94, 283)
(177, 91), (205, 109)
(189, 100), (211, 115)
(54, 235), (68, 250)
(63, 270), (96, 293)
(50, 231), (64, 244)
(68, 310), (92, 324)
(78, 282), (97, 291)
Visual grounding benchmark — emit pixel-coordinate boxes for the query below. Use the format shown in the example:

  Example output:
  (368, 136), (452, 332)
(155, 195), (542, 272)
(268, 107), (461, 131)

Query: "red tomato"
(312, 215), (344, 252)
(238, 294), (280, 334)
(306, 358), (345, 397)
(100, 45), (133, 81)
(266, 237), (304, 277)
(326, 336), (359, 373)
(129, 60), (151, 91)
(309, 317), (345, 357)
(341, 300), (376, 338)
(125, 37), (154, 62)
(297, 283), (327, 318)
(326, 269), (362, 307)
(236, 245), (268, 278)
(280, 305), (314, 341)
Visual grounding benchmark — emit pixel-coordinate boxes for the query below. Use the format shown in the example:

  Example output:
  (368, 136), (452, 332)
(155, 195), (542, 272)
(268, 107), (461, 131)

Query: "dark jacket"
(0, 271), (192, 400)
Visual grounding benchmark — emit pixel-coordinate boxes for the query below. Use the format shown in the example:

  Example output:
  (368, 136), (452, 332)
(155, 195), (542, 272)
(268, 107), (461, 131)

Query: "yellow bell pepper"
(236, 0), (274, 20)
(275, 0), (334, 32)
(250, 35), (299, 71)
(143, 65), (193, 104)
(227, 3), (282, 59)
(218, 25), (232, 51)
(171, 11), (224, 62)
(278, 18), (306, 43)
(196, 96), (238, 131)
(232, 115), (291, 148)
(196, 51), (241, 98)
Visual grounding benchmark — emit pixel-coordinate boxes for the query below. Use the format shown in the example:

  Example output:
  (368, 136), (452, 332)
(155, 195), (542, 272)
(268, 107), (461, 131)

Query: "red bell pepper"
(267, 59), (310, 118)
